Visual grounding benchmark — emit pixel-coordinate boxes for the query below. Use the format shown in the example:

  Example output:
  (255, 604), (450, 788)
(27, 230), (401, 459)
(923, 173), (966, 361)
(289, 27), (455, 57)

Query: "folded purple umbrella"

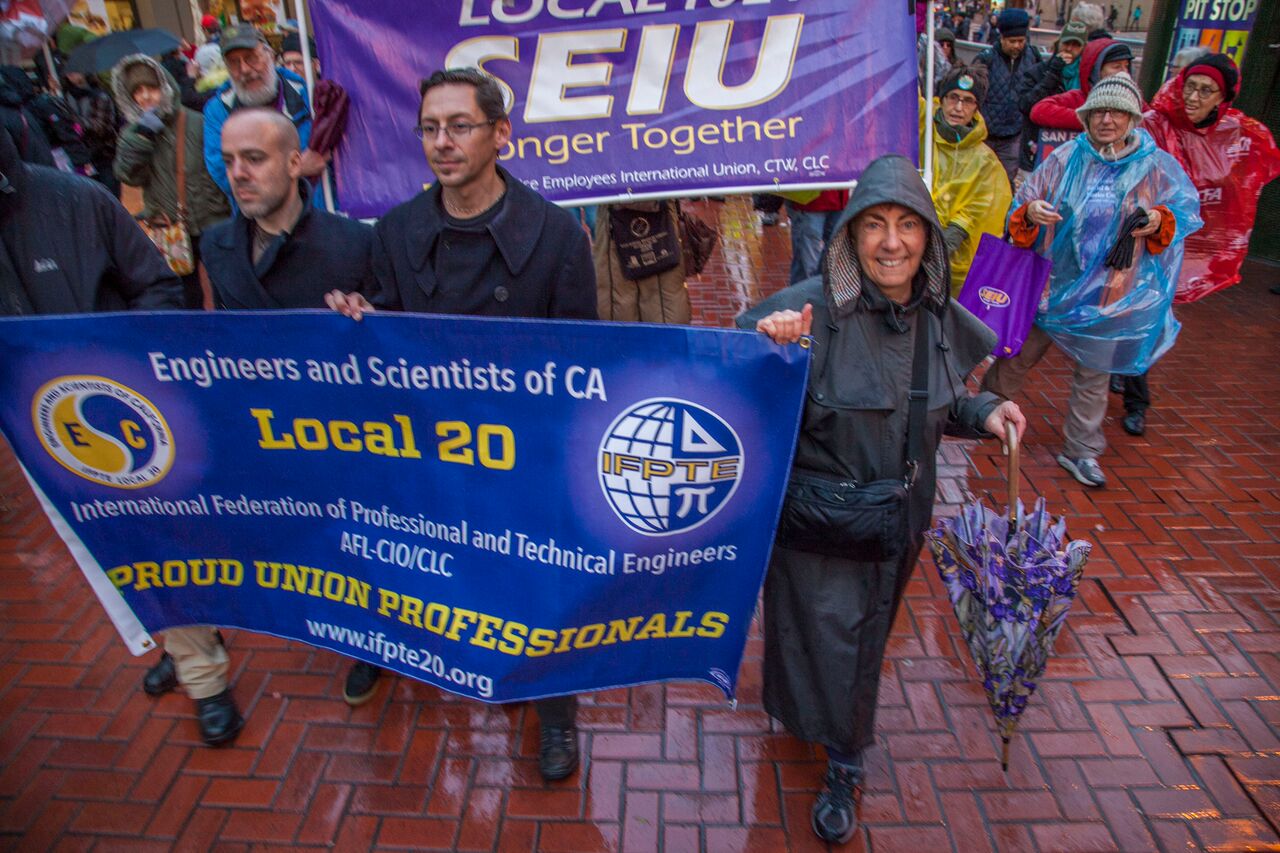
(309, 78), (349, 157)
(925, 427), (1092, 769)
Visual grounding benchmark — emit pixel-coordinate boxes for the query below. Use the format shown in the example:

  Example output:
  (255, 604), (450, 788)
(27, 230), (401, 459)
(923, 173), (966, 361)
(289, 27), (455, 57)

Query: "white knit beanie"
(194, 43), (225, 76)
(1076, 72), (1143, 126)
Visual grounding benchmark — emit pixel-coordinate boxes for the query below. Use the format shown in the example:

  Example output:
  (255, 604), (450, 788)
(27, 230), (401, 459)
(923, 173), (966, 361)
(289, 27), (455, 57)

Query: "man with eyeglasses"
(203, 24), (327, 212)
(922, 64), (1011, 293)
(983, 73), (1201, 490)
(326, 67), (595, 782)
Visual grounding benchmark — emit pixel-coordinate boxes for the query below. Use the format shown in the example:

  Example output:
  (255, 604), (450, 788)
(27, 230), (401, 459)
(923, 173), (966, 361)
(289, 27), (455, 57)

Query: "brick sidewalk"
(1, 197), (1278, 851)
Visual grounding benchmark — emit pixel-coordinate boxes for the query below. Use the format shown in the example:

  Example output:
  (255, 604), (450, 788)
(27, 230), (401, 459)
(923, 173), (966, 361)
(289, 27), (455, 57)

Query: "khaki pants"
(981, 325), (1110, 460)
(594, 203), (692, 325)
(163, 625), (229, 700)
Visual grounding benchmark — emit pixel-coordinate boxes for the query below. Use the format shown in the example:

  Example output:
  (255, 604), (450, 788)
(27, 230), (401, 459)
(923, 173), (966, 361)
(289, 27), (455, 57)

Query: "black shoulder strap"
(905, 309), (932, 485)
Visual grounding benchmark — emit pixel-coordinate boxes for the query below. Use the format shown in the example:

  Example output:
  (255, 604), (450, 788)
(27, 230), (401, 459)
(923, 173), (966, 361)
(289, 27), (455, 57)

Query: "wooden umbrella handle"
(1006, 421), (1020, 525)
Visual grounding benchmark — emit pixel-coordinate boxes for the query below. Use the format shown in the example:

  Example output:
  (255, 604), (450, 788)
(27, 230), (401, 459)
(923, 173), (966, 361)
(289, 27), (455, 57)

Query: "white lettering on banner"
(684, 17), (802, 110)
(628, 24), (679, 114)
(443, 36), (519, 111)
(526, 29), (626, 122)
(448, 14), (804, 123)
(459, 0), (785, 26)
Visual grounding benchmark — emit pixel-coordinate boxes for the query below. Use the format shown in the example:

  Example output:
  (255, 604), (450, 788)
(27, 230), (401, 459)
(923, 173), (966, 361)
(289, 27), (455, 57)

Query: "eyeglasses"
(414, 119), (496, 141)
(1182, 83), (1221, 100)
(943, 92), (978, 107)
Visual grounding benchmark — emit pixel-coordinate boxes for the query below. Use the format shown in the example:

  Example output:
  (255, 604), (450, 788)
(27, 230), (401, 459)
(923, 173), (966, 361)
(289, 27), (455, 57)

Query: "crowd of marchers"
(1, 6), (1278, 847)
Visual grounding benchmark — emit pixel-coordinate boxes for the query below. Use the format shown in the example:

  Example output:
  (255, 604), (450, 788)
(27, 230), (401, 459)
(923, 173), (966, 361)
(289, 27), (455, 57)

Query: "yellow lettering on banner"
(497, 620), (529, 655)
(254, 561), (369, 608)
(619, 114), (802, 157)
(108, 559), (244, 591)
(251, 408), (296, 449)
(251, 409), (419, 459)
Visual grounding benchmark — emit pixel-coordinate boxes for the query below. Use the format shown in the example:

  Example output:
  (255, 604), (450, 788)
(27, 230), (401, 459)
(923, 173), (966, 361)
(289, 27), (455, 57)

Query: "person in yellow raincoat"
(921, 65), (1012, 294)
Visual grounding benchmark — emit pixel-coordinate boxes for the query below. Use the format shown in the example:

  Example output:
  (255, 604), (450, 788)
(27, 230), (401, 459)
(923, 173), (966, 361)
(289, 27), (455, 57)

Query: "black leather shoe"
(143, 652), (178, 696)
(538, 725), (579, 781)
(343, 661), (382, 706)
(811, 763), (861, 844)
(195, 690), (244, 746)
(1109, 375), (1124, 394)
(1123, 411), (1146, 436)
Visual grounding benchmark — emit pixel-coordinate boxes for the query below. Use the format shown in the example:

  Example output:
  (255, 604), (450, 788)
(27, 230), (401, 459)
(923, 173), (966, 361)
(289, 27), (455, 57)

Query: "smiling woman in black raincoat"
(738, 155), (1025, 845)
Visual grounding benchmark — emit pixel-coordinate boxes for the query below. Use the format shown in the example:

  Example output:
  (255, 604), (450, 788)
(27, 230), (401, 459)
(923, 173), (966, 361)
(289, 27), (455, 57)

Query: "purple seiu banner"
(310, 0), (919, 219)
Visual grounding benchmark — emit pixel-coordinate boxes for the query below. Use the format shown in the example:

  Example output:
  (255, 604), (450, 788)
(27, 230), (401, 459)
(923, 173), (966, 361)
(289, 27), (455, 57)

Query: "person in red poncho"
(1141, 53), (1280, 303)
(1107, 54), (1280, 438)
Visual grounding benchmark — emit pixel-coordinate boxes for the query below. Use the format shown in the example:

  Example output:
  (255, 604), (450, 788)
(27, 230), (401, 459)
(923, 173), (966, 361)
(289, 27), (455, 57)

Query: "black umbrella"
(65, 29), (181, 74)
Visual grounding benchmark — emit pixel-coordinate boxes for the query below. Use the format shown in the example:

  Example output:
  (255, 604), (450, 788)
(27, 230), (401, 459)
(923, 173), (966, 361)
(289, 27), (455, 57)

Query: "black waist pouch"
(609, 205), (681, 280)
(776, 468), (910, 562)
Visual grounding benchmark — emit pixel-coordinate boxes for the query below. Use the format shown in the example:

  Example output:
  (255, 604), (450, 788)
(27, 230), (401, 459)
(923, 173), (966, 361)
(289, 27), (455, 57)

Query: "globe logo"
(598, 398), (743, 536)
(32, 376), (174, 489)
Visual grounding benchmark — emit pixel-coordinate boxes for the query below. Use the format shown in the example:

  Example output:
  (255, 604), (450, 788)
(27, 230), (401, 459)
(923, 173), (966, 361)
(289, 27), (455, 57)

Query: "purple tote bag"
(956, 233), (1052, 357)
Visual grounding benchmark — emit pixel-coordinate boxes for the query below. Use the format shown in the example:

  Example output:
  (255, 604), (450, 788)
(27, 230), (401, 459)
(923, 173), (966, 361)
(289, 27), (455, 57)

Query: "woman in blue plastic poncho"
(982, 73), (1200, 489)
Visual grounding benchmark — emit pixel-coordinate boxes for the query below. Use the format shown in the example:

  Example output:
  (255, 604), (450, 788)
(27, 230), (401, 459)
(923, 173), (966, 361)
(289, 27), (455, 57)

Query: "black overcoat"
(368, 166), (596, 320)
(200, 181), (375, 310)
(737, 155), (1002, 754)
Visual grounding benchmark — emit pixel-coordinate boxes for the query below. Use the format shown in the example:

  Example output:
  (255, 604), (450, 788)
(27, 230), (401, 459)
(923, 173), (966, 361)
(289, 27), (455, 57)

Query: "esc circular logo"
(598, 398), (743, 536)
(31, 376), (174, 489)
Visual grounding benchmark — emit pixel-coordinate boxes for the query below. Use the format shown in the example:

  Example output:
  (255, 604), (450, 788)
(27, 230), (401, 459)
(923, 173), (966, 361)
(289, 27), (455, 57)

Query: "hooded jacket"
(112, 55), (231, 236)
(0, 127), (182, 316)
(921, 99), (1013, 292)
(1141, 74), (1280, 302)
(734, 155), (1001, 752)
(1, 65), (92, 170)
(0, 68), (53, 167)
(738, 155), (999, 541)
(1030, 39), (1133, 131)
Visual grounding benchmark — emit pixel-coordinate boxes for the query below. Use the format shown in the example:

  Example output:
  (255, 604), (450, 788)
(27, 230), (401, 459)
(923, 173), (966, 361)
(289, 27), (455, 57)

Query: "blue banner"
(0, 313), (807, 702)
(309, 0), (918, 217)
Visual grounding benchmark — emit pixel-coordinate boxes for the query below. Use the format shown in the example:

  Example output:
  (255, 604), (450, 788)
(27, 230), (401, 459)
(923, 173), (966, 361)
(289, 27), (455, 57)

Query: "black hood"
(0, 66), (34, 103)
(821, 154), (950, 320)
(0, 127), (26, 219)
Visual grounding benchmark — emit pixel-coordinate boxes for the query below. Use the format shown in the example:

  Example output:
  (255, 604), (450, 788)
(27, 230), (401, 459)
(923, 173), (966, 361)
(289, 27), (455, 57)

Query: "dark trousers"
(535, 695), (577, 728)
(1123, 372), (1150, 415)
(180, 239), (204, 310)
(985, 133), (1021, 186)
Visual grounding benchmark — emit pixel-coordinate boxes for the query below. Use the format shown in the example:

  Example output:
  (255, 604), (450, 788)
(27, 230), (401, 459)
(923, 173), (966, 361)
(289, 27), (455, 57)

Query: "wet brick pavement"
(1, 197), (1278, 851)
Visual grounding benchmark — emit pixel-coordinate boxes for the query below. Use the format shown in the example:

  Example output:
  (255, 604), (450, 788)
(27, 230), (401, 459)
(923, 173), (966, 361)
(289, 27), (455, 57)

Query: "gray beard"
(233, 66), (279, 107)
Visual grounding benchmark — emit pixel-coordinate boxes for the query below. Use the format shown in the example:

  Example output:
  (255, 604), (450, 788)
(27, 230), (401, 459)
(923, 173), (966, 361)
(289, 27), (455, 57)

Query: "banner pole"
(295, 0), (336, 213)
(922, 0), (936, 188)
(42, 40), (62, 96)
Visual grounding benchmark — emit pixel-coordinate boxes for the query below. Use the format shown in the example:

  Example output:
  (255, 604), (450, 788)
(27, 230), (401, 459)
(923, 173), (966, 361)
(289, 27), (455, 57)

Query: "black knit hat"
(935, 27), (956, 44)
(938, 64), (989, 104)
(280, 32), (318, 60)
(996, 8), (1030, 37)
